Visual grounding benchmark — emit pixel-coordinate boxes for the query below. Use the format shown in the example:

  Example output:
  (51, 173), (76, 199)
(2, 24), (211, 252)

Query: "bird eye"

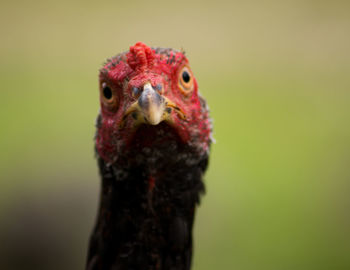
(100, 82), (118, 110)
(178, 66), (194, 95)
(182, 71), (190, 83)
(103, 86), (112, 100)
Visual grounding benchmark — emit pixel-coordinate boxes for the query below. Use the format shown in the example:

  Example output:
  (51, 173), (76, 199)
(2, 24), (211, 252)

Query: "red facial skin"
(96, 42), (211, 164)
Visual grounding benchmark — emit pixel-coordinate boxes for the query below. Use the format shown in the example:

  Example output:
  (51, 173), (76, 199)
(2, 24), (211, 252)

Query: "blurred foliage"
(1, 0), (350, 269)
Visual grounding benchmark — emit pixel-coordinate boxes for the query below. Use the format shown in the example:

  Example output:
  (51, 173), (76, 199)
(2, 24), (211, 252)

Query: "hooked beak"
(122, 83), (186, 127)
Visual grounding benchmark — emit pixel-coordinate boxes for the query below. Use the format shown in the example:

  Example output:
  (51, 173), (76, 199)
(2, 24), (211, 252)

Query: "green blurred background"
(1, 0), (350, 269)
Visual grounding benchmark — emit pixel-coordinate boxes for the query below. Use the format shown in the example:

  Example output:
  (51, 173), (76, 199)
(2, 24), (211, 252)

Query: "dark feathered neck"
(86, 143), (208, 270)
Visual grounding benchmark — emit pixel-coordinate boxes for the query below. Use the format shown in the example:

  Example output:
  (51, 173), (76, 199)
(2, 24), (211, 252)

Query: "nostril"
(155, 84), (163, 93)
(132, 87), (141, 97)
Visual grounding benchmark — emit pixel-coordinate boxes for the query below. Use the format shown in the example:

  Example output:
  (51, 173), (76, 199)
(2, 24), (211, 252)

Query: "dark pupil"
(182, 71), (190, 83)
(103, 86), (112, 99)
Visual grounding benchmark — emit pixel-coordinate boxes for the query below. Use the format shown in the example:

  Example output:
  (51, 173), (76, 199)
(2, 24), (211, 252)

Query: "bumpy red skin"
(96, 43), (211, 164)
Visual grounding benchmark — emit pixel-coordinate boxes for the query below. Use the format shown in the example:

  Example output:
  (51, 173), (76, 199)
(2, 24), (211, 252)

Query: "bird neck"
(86, 147), (208, 270)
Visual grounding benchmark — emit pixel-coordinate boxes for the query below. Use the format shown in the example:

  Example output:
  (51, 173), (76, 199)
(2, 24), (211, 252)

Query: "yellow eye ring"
(178, 66), (194, 95)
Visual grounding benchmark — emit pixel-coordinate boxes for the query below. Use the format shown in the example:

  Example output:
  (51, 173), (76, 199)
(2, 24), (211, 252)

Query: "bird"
(86, 42), (212, 270)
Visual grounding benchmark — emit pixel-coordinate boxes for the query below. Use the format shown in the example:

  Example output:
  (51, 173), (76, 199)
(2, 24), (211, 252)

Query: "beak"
(138, 83), (165, 125)
(122, 82), (187, 127)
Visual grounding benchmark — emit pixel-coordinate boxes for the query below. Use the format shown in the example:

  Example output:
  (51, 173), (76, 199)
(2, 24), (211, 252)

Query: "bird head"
(96, 42), (211, 164)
